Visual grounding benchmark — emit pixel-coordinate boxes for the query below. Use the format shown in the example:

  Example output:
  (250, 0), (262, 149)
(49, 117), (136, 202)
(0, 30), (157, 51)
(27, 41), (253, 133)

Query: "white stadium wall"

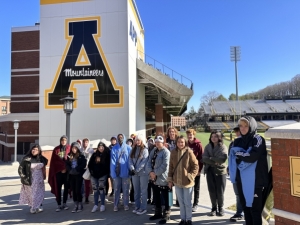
(39, 0), (145, 146)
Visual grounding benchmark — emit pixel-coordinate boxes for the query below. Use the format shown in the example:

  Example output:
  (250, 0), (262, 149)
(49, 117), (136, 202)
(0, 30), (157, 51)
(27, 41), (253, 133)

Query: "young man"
(48, 135), (71, 212)
(81, 138), (94, 204)
(186, 129), (204, 212)
(228, 126), (244, 222)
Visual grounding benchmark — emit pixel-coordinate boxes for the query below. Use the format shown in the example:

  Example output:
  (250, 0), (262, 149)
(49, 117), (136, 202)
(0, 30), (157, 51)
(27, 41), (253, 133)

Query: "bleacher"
(246, 100), (274, 113)
(211, 101), (232, 114)
(266, 100), (295, 113)
(208, 121), (269, 131)
(206, 122), (227, 130)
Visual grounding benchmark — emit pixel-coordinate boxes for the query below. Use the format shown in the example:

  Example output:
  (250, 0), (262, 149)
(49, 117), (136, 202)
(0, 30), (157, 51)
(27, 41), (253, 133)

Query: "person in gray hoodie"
(129, 134), (149, 215)
(146, 135), (171, 224)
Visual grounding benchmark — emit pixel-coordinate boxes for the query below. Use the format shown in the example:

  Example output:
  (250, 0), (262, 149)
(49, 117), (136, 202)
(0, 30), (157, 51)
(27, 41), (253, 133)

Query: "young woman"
(165, 127), (178, 151)
(203, 131), (228, 216)
(146, 135), (171, 225)
(129, 134), (149, 215)
(18, 144), (48, 214)
(147, 138), (155, 204)
(66, 142), (87, 213)
(168, 136), (199, 225)
(88, 142), (110, 213)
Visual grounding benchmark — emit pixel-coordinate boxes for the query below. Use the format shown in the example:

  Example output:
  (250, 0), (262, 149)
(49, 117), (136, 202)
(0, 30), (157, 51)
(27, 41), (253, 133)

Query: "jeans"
(69, 174), (83, 203)
(236, 179), (263, 225)
(114, 177), (130, 207)
(175, 186), (193, 221)
(193, 175), (200, 206)
(55, 172), (69, 205)
(91, 175), (107, 206)
(132, 175), (148, 210)
(206, 167), (226, 209)
(153, 185), (170, 211)
(233, 182), (243, 216)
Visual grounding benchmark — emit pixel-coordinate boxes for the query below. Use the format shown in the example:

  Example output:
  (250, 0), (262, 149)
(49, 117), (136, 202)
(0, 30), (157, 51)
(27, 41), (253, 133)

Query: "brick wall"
(272, 138), (300, 224)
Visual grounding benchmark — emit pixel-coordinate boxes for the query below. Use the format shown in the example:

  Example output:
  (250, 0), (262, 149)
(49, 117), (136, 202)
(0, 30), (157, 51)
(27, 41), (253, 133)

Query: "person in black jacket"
(88, 142), (110, 213)
(233, 116), (268, 225)
(66, 142), (87, 213)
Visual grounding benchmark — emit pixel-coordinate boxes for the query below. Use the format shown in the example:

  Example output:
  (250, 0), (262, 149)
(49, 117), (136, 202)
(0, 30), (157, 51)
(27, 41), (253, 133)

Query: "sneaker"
(71, 206), (78, 213)
(192, 205), (198, 212)
(136, 209), (147, 215)
(63, 204), (69, 210)
(132, 208), (139, 213)
(230, 214), (244, 222)
(91, 205), (98, 213)
(30, 208), (37, 214)
(113, 206), (118, 212)
(77, 204), (83, 212)
(56, 205), (62, 212)
(218, 208), (224, 216)
(100, 205), (105, 212)
(124, 205), (129, 211)
(186, 220), (193, 225)
(178, 220), (186, 225)
(38, 205), (43, 212)
(209, 209), (217, 216)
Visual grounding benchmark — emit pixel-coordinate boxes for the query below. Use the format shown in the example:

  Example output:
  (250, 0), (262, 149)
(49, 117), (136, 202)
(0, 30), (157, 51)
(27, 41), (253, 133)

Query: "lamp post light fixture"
(230, 46), (241, 100)
(13, 120), (21, 164)
(60, 96), (77, 144)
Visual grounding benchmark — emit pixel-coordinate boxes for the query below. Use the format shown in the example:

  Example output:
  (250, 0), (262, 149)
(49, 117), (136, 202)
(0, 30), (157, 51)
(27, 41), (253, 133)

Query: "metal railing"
(137, 50), (193, 90)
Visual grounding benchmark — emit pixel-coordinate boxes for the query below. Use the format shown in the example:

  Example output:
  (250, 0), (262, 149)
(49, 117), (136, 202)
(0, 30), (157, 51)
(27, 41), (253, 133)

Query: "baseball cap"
(154, 136), (164, 143)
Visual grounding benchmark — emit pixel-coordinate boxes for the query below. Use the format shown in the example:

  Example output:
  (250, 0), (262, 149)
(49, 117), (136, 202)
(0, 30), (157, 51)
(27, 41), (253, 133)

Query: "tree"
(200, 91), (221, 105)
(216, 94), (227, 101)
(228, 93), (236, 100)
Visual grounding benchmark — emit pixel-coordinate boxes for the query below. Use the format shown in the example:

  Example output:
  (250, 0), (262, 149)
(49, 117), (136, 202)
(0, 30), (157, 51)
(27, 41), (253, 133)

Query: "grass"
(180, 132), (231, 148)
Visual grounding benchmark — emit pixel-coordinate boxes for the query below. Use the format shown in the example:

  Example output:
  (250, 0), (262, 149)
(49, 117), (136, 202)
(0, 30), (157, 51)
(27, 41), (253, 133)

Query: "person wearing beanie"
(232, 116), (268, 225)
(76, 139), (82, 148)
(110, 133), (131, 212)
(129, 134), (149, 215)
(88, 142), (111, 213)
(65, 142), (87, 213)
(81, 138), (94, 204)
(18, 144), (48, 214)
(48, 135), (71, 212)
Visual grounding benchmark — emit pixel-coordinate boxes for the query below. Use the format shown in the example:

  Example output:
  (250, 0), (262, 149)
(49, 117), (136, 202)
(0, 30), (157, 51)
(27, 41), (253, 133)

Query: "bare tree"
(200, 91), (221, 105)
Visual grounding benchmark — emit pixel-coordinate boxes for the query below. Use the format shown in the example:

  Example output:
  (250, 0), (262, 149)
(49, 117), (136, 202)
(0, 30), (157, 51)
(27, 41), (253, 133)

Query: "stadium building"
(0, 0), (193, 162)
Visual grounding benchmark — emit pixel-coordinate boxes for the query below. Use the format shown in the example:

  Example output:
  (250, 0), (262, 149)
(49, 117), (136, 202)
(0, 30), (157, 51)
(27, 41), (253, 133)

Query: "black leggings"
(69, 174), (83, 203)
(55, 172), (69, 205)
(153, 185), (170, 211)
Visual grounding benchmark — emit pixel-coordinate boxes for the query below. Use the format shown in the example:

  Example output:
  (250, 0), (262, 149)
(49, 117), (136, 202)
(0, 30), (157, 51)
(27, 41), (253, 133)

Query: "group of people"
(17, 115), (268, 225)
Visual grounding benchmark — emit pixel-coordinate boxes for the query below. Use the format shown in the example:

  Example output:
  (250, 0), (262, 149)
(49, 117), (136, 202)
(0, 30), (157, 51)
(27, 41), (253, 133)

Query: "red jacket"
(188, 138), (204, 174)
(48, 144), (71, 197)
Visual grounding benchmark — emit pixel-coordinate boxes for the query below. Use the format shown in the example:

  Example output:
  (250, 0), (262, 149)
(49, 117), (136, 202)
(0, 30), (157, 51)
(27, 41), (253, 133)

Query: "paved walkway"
(0, 162), (244, 225)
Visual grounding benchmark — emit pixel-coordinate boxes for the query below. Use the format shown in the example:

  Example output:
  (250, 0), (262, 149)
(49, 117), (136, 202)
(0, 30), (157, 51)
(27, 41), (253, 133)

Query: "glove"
(129, 170), (136, 176)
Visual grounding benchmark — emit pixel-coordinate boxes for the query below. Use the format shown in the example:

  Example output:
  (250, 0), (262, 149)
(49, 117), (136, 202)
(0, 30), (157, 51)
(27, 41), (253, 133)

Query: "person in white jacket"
(81, 138), (94, 204)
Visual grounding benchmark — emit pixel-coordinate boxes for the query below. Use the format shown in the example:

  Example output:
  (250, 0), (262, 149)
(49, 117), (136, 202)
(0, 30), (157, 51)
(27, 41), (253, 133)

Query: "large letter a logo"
(45, 16), (124, 109)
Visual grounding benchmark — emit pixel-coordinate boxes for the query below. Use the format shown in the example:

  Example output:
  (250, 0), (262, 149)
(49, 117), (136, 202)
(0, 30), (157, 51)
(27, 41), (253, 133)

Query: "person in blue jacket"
(233, 116), (268, 225)
(110, 133), (131, 212)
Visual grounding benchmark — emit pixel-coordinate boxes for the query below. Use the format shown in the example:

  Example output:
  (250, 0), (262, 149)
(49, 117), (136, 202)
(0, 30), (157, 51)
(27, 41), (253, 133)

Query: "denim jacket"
(146, 147), (170, 186)
(128, 146), (149, 176)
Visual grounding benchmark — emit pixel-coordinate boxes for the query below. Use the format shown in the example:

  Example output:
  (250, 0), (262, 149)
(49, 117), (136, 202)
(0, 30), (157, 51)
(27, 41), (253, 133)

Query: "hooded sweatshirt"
(110, 134), (132, 179)
(188, 138), (204, 173)
(81, 138), (94, 164)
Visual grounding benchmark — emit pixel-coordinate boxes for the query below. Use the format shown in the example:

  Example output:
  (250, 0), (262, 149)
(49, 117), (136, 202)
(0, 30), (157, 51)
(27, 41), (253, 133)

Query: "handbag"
(83, 168), (91, 180)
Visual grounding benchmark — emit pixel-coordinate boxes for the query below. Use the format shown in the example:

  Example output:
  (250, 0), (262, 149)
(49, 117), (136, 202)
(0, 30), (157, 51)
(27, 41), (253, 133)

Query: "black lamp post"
(60, 96), (76, 144)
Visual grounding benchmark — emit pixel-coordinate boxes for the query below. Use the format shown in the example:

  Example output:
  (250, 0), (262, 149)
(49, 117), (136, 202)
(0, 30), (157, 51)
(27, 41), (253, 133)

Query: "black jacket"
(233, 117), (269, 188)
(18, 155), (48, 186)
(65, 153), (87, 176)
(88, 150), (110, 179)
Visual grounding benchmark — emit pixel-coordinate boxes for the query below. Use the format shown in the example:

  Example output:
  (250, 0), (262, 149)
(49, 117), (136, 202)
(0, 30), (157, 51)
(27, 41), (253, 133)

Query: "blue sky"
(1, 0), (300, 112)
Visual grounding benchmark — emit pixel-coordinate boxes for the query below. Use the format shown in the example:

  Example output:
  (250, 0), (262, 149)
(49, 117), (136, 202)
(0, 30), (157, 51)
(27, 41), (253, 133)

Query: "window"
(1, 106), (6, 111)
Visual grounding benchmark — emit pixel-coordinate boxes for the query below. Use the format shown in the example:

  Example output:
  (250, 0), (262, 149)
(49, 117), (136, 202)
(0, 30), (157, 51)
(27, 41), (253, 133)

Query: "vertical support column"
(163, 110), (168, 133)
(155, 103), (163, 135)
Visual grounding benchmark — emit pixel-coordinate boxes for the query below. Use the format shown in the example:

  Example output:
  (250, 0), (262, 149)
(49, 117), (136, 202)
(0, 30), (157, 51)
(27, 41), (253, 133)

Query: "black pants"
(236, 179), (263, 225)
(130, 178), (135, 202)
(55, 172), (69, 205)
(206, 168), (226, 209)
(69, 174), (83, 203)
(153, 185), (170, 211)
(193, 175), (200, 206)
(148, 182), (154, 200)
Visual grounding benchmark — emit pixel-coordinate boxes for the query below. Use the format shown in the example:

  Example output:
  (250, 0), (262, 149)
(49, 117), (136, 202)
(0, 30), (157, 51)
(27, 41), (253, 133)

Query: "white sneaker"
(30, 208), (37, 214)
(100, 205), (105, 212)
(136, 209), (147, 215)
(91, 205), (98, 213)
(38, 205), (43, 212)
(113, 206), (118, 212)
(132, 208), (139, 213)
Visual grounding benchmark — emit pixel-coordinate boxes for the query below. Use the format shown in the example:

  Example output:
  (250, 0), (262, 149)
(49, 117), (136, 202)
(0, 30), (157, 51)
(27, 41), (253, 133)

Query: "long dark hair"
(209, 131), (223, 148)
(130, 140), (146, 159)
(26, 144), (42, 157)
(70, 145), (80, 159)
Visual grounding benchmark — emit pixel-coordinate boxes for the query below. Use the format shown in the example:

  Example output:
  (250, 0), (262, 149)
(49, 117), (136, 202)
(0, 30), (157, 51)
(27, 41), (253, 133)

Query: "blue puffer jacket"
(110, 134), (132, 179)
(146, 147), (170, 186)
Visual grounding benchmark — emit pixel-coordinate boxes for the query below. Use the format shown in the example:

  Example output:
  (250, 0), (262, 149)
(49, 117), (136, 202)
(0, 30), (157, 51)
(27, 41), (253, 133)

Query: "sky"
(1, 0), (300, 112)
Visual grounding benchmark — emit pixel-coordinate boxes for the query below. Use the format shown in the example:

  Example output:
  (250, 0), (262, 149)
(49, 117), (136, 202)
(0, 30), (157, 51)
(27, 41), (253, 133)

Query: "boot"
(159, 209), (171, 224)
(149, 207), (162, 220)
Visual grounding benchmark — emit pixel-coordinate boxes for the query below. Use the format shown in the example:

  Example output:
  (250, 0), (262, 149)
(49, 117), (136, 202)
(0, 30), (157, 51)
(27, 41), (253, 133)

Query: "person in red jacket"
(48, 135), (71, 212)
(186, 129), (204, 212)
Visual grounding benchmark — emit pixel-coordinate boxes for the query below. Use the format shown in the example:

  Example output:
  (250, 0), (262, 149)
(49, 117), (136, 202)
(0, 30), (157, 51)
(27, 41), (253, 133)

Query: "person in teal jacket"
(110, 133), (131, 212)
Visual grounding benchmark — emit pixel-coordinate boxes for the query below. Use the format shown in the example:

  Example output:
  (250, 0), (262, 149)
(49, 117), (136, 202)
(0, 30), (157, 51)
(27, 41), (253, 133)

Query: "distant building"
(0, 96), (10, 115)
(171, 116), (186, 128)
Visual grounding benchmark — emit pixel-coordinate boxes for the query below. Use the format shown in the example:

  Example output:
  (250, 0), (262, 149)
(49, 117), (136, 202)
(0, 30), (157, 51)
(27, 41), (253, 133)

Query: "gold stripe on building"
(40, 0), (89, 5)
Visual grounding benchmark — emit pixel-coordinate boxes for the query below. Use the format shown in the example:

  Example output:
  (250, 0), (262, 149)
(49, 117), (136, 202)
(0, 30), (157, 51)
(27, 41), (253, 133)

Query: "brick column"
(265, 124), (300, 224)
(155, 103), (163, 135)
